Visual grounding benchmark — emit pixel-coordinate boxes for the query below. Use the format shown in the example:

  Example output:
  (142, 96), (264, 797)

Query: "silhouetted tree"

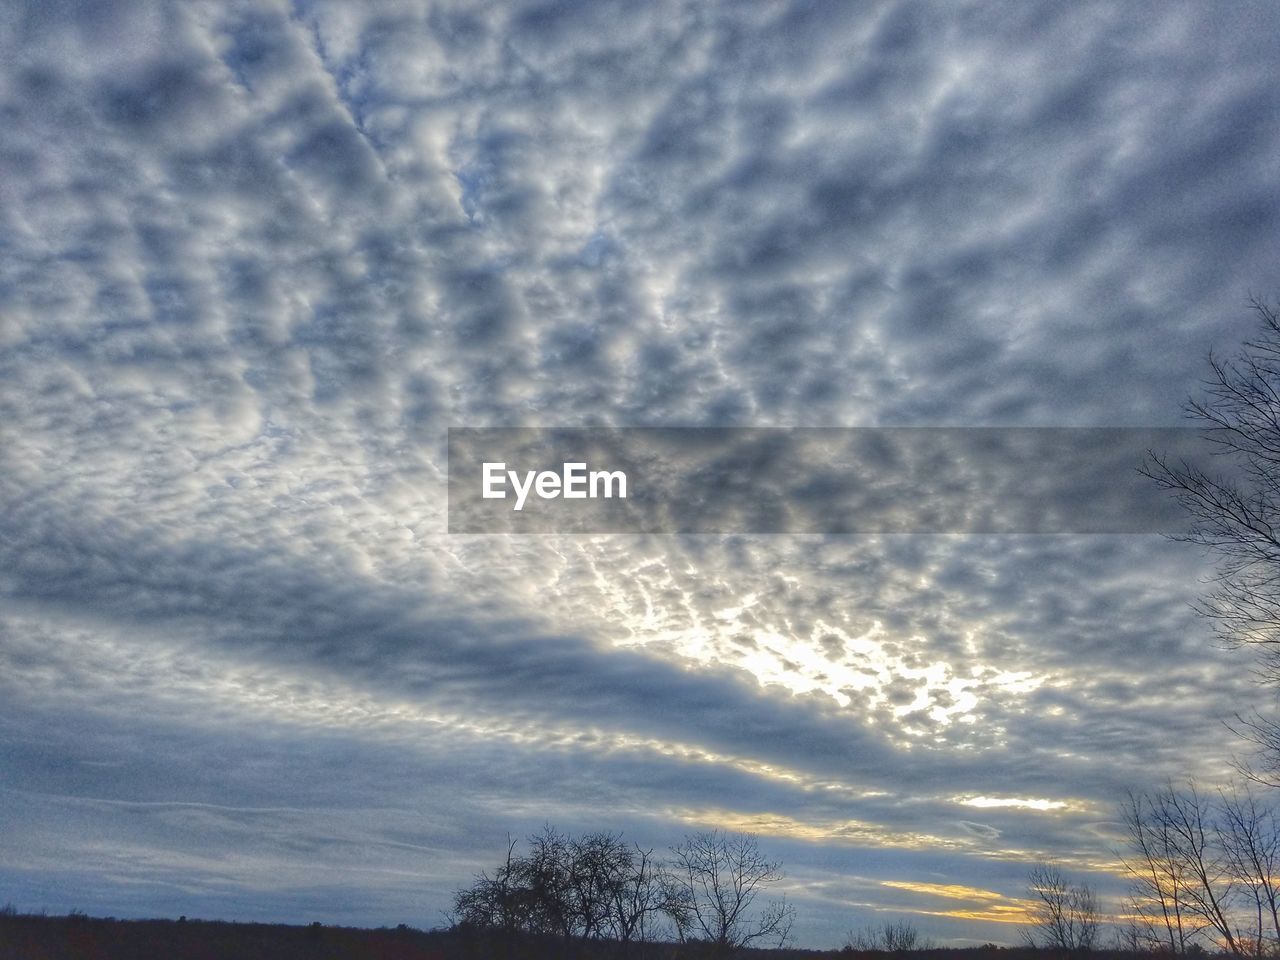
(1119, 790), (1198, 954)
(522, 825), (576, 939)
(665, 829), (795, 956)
(844, 919), (929, 952)
(1142, 299), (1280, 775)
(596, 840), (669, 947)
(1119, 780), (1280, 958)
(451, 835), (522, 935)
(1022, 863), (1100, 953)
(450, 827), (675, 955)
(1218, 785), (1280, 956)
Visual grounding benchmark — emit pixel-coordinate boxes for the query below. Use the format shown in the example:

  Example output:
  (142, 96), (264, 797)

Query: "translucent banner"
(447, 427), (1215, 534)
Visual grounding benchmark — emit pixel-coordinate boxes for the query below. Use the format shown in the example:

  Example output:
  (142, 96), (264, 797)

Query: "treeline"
(449, 826), (793, 958)
(0, 912), (1168, 960)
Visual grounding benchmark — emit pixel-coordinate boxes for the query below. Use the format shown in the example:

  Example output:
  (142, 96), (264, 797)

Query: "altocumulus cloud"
(1, 0), (1279, 947)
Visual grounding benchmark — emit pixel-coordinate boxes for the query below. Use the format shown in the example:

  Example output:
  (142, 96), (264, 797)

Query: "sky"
(2, 0), (1280, 949)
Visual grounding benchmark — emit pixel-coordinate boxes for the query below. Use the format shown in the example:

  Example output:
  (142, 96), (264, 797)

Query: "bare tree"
(568, 831), (672, 947)
(1022, 863), (1100, 953)
(451, 834), (523, 935)
(603, 843), (670, 947)
(1154, 785), (1240, 956)
(1142, 299), (1280, 775)
(1120, 790), (1199, 954)
(665, 830), (795, 955)
(568, 830), (624, 941)
(451, 827), (677, 955)
(845, 919), (929, 952)
(1218, 785), (1280, 958)
(1117, 780), (1280, 958)
(522, 824), (575, 939)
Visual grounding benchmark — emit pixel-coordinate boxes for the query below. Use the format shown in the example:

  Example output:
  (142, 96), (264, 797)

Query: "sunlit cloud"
(956, 797), (1076, 812)
(882, 881), (1010, 903)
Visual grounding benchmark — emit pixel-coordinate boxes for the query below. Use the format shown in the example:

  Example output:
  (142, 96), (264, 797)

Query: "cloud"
(3, 0), (1280, 948)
